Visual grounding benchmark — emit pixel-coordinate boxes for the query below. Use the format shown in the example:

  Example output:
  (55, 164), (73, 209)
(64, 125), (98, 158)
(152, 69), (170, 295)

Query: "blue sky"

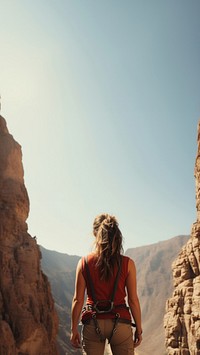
(1, 0), (200, 256)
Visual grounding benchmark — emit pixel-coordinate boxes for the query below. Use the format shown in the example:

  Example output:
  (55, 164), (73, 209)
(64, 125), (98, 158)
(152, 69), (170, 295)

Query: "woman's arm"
(126, 258), (142, 347)
(70, 258), (86, 348)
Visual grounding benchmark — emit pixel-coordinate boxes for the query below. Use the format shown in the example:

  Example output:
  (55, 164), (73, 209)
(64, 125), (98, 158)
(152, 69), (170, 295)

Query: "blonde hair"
(93, 213), (123, 280)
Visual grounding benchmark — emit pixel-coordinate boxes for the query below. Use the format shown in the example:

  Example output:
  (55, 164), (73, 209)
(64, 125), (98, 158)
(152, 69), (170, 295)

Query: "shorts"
(82, 318), (135, 355)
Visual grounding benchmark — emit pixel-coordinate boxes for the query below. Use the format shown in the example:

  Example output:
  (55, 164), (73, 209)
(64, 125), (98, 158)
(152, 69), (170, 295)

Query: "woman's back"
(82, 253), (130, 306)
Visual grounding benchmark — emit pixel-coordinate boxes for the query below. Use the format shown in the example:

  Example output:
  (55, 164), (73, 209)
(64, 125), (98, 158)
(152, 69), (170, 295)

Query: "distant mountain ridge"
(40, 246), (81, 354)
(126, 235), (189, 355)
(40, 235), (189, 355)
(41, 247), (80, 274)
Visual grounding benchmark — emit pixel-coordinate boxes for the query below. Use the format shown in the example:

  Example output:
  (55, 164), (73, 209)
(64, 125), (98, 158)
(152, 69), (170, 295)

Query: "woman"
(70, 213), (142, 354)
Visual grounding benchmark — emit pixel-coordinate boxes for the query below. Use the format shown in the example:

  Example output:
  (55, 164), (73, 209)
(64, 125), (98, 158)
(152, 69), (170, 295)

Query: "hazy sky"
(1, 0), (200, 256)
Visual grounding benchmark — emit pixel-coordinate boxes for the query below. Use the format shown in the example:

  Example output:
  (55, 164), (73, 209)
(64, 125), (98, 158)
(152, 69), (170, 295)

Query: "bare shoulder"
(76, 258), (83, 272)
(126, 258), (137, 292)
(127, 257), (136, 273)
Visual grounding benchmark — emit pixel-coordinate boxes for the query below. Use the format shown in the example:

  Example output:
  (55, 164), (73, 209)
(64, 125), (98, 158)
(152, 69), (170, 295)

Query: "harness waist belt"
(84, 318), (134, 325)
(83, 303), (129, 313)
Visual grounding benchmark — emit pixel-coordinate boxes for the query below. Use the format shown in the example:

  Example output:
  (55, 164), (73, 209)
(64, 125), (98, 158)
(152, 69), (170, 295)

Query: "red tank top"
(82, 253), (131, 321)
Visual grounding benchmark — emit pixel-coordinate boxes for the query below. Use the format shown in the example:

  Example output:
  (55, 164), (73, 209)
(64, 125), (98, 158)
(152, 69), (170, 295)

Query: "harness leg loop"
(92, 314), (105, 342)
(108, 313), (120, 344)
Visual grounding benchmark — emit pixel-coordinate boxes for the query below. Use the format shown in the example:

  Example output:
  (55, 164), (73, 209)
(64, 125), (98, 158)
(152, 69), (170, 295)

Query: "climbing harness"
(82, 256), (133, 343)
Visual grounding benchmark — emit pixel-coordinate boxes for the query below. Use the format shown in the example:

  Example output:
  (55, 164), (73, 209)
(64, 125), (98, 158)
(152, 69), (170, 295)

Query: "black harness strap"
(84, 257), (98, 304)
(91, 313), (105, 342)
(110, 258), (122, 305)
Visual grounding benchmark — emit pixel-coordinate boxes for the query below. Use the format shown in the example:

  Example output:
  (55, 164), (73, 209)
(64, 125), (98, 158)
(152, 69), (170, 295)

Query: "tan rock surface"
(164, 122), (200, 355)
(0, 115), (58, 354)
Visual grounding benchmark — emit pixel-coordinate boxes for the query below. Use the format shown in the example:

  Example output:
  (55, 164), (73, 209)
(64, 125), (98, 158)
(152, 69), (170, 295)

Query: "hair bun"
(101, 215), (118, 231)
(93, 213), (119, 236)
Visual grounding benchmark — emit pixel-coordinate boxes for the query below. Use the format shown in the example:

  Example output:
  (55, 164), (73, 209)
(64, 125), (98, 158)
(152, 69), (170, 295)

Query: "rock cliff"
(0, 115), (58, 354)
(164, 122), (200, 355)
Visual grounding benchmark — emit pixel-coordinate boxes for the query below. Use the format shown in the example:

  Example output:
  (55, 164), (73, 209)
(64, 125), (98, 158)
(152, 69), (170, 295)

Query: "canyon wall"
(164, 122), (200, 355)
(0, 115), (58, 354)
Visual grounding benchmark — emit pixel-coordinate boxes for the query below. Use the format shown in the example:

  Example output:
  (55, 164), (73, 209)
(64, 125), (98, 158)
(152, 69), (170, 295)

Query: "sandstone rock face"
(164, 122), (200, 355)
(0, 115), (58, 354)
